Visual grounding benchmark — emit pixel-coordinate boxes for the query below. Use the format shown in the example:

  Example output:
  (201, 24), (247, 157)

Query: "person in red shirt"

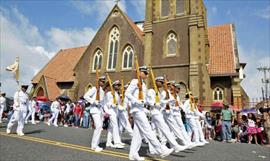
(73, 102), (83, 128)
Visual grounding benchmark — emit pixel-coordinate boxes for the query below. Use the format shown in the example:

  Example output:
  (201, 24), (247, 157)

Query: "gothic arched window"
(213, 87), (224, 101)
(122, 45), (134, 70)
(161, 0), (169, 17)
(92, 49), (102, 71)
(166, 32), (177, 56)
(176, 0), (185, 14)
(107, 26), (120, 70)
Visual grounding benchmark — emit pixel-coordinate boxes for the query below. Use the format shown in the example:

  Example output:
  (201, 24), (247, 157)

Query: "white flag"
(6, 57), (19, 81)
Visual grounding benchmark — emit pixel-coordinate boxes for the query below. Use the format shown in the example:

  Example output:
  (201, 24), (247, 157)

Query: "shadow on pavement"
(25, 129), (46, 134)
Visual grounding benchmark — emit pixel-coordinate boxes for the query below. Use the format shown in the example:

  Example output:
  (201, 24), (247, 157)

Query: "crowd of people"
(1, 65), (270, 160)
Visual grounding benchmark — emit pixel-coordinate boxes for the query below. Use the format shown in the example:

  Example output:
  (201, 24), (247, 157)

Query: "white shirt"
(146, 89), (162, 116)
(50, 101), (60, 112)
(83, 86), (105, 114)
(0, 96), (6, 109)
(125, 79), (147, 114)
(13, 90), (29, 112)
(183, 99), (195, 118)
(104, 91), (120, 116)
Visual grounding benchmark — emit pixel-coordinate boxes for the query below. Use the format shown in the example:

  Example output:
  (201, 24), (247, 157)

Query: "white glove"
(136, 100), (144, 107)
(111, 104), (117, 108)
(154, 102), (161, 108)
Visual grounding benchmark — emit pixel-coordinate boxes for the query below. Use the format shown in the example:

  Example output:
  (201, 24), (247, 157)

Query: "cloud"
(211, 6), (217, 15)
(71, 0), (127, 22)
(129, 0), (145, 20)
(46, 27), (95, 52)
(254, 6), (270, 19)
(238, 45), (270, 101)
(0, 7), (96, 97)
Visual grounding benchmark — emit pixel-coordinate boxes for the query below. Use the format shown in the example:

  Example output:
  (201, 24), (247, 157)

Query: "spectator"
(204, 112), (214, 140)
(82, 106), (90, 128)
(73, 102), (83, 128)
(221, 101), (234, 143)
(214, 113), (222, 141)
(247, 113), (258, 144)
(239, 115), (248, 143)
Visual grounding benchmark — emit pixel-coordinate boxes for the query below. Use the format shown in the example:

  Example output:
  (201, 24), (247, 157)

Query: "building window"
(166, 32), (177, 56)
(161, 0), (169, 17)
(92, 50), (102, 71)
(176, 0), (185, 14)
(122, 45), (134, 70)
(213, 87), (224, 101)
(107, 26), (120, 70)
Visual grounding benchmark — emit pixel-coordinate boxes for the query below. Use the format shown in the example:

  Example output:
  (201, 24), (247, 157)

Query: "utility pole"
(257, 66), (270, 104)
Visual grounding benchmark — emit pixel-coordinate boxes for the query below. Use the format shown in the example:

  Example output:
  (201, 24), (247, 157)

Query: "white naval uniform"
(48, 101), (60, 126)
(0, 96), (6, 123)
(172, 95), (192, 145)
(25, 100), (37, 124)
(193, 105), (207, 143)
(147, 89), (183, 151)
(161, 91), (187, 145)
(7, 90), (29, 134)
(118, 96), (133, 136)
(183, 99), (200, 144)
(126, 79), (167, 159)
(84, 86), (105, 150)
(104, 91), (122, 146)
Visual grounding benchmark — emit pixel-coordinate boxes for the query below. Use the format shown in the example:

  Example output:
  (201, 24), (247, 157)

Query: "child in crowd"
(247, 113), (258, 144)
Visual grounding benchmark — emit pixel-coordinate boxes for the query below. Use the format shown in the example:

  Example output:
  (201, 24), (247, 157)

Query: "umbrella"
(211, 101), (223, 108)
(241, 108), (257, 114)
(57, 95), (70, 101)
(36, 96), (49, 102)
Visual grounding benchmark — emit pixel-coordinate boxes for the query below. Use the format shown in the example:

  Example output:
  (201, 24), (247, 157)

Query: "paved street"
(0, 121), (269, 161)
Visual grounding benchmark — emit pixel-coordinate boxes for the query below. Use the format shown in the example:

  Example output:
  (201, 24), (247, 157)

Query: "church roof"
(32, 46), (87, 84)
(44, 76), (61, 101)
(208, 24), (239, 76)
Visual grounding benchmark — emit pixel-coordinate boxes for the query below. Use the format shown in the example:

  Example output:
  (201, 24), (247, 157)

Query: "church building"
(31, 0), (249, 110)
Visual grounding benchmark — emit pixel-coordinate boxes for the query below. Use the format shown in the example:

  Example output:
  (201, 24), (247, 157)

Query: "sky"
(0, 0), (269, 102)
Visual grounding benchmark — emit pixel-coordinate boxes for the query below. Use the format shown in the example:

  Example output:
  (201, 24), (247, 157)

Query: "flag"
(6, 57), (19, 81)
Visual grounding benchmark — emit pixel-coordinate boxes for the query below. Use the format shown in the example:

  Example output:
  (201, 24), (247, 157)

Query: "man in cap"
(171, 83), (196, 147)
(25, 96), (37, 124)
(221, 100), (234, 143)
(84, 75), (106, 152)
(6, 85), (29, 136)
(125, 66), (173, 160)
(118, 82), (133, 137)
(183, 93), (205, 147)
(48, 97), (61, 127)
(147, 76), (186, 153)
(0, 92), (6, 123)
(104, 80), (125, 149)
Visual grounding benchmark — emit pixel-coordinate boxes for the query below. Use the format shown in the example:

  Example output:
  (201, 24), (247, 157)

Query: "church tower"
(144, 0), (211, 104)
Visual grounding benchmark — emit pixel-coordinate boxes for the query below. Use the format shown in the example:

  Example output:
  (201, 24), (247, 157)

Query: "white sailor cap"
(155, 76), (165, 82)
(174, 83), (181, 89)
(139, 66), (149, 74)
(112, 80), (121, 86)
(167, 80), (176, 85)
(99, 76), (106, 81)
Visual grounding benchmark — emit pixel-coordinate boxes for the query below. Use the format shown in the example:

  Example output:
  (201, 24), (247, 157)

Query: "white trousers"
(7, 109), (24, 133)
(186, 117), (200, 143)
(194, 118), (206, 142)
(173, 115), (191, 145)
(48, 110), (59, 126)
(118, 110), (133, 136)
(129, 111), (164, 158)
(0, 107), (4, 122)
(25, 107), (35, 123)
(107, 113), (122, 145)
(152, 113), (180, 148)
(91, 111), (103, 149)
(163, 111), (186, 144)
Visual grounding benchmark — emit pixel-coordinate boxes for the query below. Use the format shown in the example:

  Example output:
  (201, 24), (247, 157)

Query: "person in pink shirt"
(247, 113), (258, 144)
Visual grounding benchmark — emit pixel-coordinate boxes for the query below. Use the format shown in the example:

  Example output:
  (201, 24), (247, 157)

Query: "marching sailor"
(147, 76), (186, 153)
(6, 85), (29, 136)
(25, 96), (37, 124)
(0, 92), (6, 123)
(105, 79), (125, 149)
(126, 65), (174, 161)
(48, 97), (61, 127)
(84, 75), (106, 152)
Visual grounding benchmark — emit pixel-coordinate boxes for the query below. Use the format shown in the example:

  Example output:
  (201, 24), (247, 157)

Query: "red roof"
(208, 24), (237, 76)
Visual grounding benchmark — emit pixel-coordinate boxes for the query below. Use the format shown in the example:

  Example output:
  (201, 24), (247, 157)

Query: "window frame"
(166, 32), (178, 57)
(107, 26), (120, 71)
(122, 45), (134, 70)
(92, 49), (103, 72)
(213, 87), (224, 101)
